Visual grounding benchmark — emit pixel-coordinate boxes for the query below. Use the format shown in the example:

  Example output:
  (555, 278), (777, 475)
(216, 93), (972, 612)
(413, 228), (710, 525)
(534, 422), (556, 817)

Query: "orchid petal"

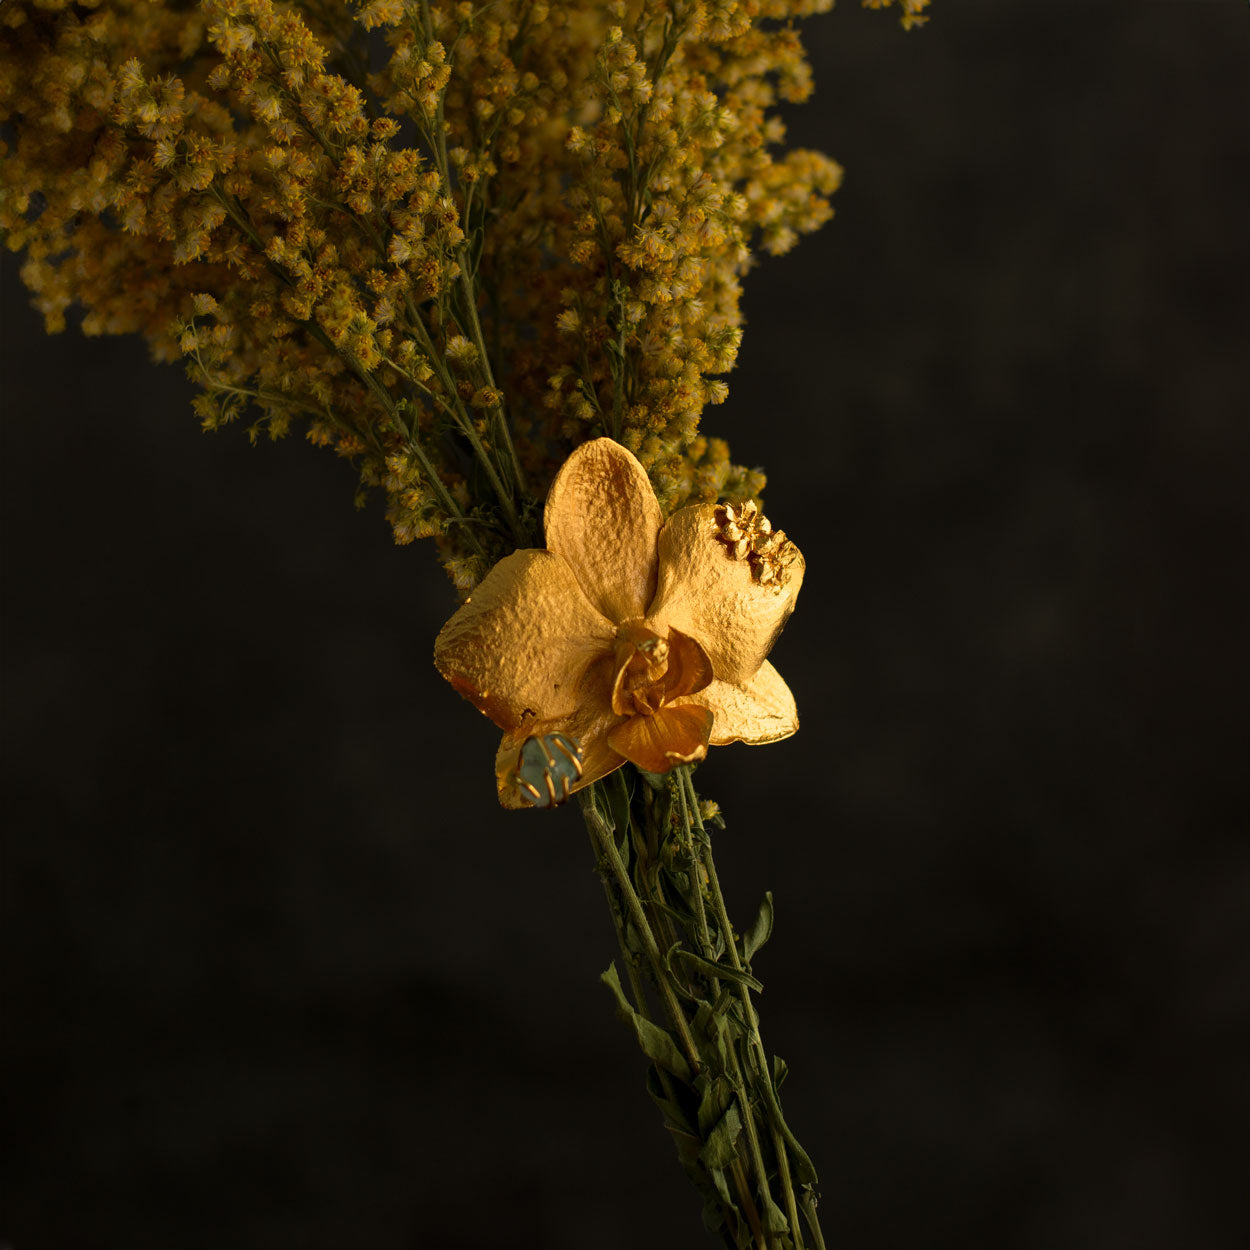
(434, 549), (614, 732)
(544, 437), (663, 624)
(695, 661), (799, 746)
(607, 704), (714, 774)
(660, 626), (714, 702)
(649, 504), (804, 686)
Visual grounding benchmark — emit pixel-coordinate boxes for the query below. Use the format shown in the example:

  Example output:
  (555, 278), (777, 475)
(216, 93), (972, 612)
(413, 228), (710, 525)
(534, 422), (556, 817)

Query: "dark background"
(2, 3), (1247, 1248)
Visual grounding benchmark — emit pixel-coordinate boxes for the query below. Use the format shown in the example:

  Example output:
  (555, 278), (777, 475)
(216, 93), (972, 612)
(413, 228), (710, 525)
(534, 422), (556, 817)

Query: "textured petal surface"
(544, 438), (664, 624)
(609, 623), (713, 717)
(694, 661), (799, 746)
(661, 627), (714, 701)
(434, 549), (614, 731)
(607, 704), (714, 774)
(649, 504), (805, 686)
(493, 700), (625, 810)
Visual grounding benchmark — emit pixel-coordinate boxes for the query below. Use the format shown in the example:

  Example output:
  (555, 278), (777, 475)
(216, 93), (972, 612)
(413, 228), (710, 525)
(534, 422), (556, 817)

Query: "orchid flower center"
(612, 622), (672, 717)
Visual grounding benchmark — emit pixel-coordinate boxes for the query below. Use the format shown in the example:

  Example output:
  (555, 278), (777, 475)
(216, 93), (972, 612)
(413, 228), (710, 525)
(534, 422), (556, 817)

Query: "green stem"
(337, 204), (521, 532)
(584, 784), (768, 1250)
(581, 790), (703, 1075)
(403, 306), (525, 545)
(204, 187), (482, 553)
(591, 822), (651, 1019)
(343, 342), (484, 554)
(412, 1), (530, 514)
(454, 265), (529, 500)
(684, 769), (808, 1250)
(675, 777), (718, 991)
(678, 771), (784, 1250)
(233, 63), (526, 543)
(311, 194), (526, 544)
(802, 1194), (828, 1250)
(585, 820), (745, 1241)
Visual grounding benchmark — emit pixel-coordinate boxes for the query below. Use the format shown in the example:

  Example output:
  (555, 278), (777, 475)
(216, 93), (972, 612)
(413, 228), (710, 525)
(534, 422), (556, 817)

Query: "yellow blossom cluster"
(863, 0), (930, 34)
(2, 0), (927, 586)
(383, 0), (856, 510)
(2, 0), (512, 582)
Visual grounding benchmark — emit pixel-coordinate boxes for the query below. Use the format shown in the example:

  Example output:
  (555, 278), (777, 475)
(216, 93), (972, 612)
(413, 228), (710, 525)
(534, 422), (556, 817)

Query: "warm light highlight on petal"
(544, 437), (664, 624)
(434, 549), (614, 732)
(697, 661), (799, 746)
(607, 704), (714, 774)
(649, 504), (804, 686)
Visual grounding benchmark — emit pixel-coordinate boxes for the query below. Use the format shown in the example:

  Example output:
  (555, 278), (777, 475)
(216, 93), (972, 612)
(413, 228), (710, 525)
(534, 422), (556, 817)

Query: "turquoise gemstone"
(515, 733), (584, 807)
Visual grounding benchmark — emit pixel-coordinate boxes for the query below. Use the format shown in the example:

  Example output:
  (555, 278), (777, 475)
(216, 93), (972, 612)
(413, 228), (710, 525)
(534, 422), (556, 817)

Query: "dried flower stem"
(582, 768), (825, 1249)
(582, 792), (704, 1074)
(685, 769), (809, 1250)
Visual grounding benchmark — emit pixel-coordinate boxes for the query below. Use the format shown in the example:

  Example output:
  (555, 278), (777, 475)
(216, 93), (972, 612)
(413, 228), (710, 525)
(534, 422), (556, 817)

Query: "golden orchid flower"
(433, 439), (804, 808)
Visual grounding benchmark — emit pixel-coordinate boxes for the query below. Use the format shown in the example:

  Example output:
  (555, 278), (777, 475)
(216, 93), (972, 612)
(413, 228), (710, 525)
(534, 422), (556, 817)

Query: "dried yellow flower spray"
(1, 1), (929, 1244)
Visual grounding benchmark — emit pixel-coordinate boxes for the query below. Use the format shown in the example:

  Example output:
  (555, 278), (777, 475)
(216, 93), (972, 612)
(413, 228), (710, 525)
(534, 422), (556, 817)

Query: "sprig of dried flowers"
(1, 1), (929, 1244)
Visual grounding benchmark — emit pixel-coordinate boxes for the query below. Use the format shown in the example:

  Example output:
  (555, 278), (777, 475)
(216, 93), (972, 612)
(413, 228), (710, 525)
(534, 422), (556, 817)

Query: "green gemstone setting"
(515, 733), (585, 807)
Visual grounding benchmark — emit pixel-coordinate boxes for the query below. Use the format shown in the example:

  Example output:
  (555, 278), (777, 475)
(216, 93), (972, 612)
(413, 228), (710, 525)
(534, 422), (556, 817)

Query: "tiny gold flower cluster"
(1, 0), (926, 589)
(713, 499), (799, 589)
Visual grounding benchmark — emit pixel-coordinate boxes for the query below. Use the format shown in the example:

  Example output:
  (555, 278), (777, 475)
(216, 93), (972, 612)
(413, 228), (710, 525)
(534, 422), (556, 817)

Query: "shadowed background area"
(2, 3), (1247, 1248)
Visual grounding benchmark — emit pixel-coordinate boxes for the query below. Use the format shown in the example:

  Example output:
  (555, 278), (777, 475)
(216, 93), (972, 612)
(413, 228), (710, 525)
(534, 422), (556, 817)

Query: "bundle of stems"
(585, 766), (824, 1249)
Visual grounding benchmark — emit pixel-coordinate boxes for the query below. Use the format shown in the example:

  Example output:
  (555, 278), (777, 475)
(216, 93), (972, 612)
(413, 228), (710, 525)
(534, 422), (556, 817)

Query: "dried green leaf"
(708, 1012), (736, 1072)
(601, 963), (692, 1081)
(761, 1191), (790, 1235)
(710, 1163), (734, 1208)
(605, 768), (634, 857)
(779, 1117), (818, 1188)
(673, 948), (764, 993)
(601, 960), (634, 1014)
(700, 1102), (743, 1171)
(644, 1066), (694, 1134)
(635, 765), (669, 791)
(701, 1194), (727, 1234)
(773, 1054), (790, 1092)
(741, 890), (774, 964)
(696, 1073), (732, 1137)
(755, 1059), (819, 1187)
(652, 893), (697, 928)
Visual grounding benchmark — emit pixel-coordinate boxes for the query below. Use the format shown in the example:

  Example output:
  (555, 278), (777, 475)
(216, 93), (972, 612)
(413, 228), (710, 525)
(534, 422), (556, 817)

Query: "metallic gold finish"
(550, 735), (585, 777)
(434, 439), (804, 808)
(714, 499), (801, 590)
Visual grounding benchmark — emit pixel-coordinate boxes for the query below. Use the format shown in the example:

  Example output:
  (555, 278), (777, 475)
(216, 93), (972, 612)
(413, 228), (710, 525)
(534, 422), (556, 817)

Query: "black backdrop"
(2, 4), (1247, 1248)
